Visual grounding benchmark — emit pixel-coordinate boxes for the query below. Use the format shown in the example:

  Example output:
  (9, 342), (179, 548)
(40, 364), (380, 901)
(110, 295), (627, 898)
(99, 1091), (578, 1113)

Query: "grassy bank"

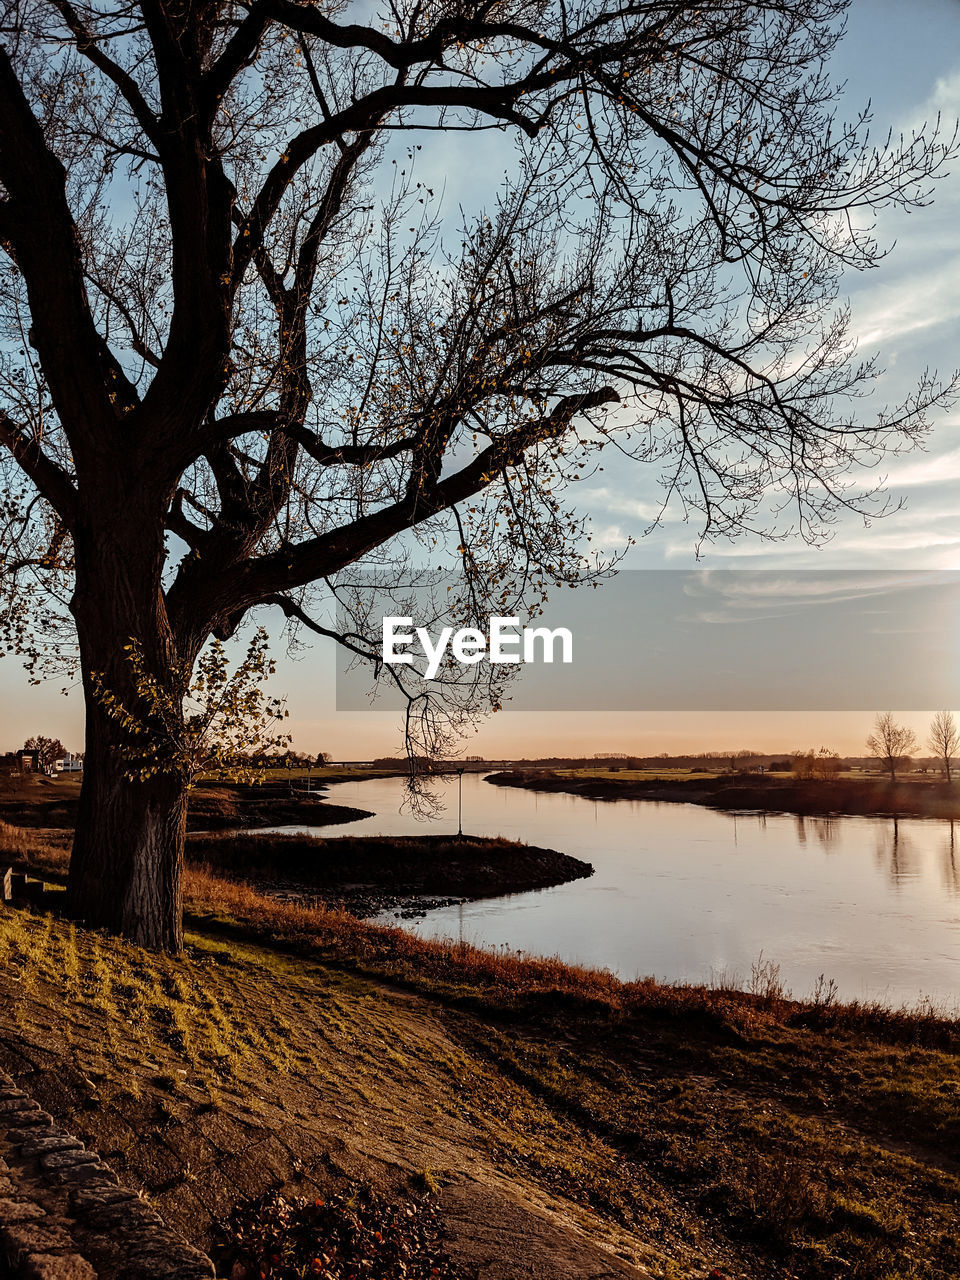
(2, 821), (960, 1278)
(487, 768), (960, 820)
(0, 770), (373, 831)
(187, 831), (593, 914)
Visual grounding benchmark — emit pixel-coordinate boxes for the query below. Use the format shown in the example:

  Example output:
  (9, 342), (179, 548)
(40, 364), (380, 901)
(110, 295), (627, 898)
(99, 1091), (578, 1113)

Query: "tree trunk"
(66, 511), (191, 951)
(68, 738), (188, 950)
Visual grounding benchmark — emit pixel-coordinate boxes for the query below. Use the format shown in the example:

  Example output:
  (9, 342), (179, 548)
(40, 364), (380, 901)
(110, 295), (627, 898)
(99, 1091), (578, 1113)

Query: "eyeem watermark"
(382, 616), (573, 680)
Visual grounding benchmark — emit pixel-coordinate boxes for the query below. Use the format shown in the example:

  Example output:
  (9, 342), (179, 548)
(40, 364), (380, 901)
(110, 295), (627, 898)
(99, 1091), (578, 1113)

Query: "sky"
(4, 0), (960, 760)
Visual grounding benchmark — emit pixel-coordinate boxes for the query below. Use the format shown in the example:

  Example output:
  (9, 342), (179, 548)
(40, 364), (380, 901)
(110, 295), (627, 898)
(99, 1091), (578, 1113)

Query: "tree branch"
(46, 0), (162, 147)
(168, 387), (618, 636)
(0, 46), (139, 441)
(0, 411), (78, 526)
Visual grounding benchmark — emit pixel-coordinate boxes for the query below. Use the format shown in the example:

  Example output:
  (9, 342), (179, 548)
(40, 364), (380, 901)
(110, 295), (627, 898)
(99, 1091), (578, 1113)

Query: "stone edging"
(0, 1070), (215, 1279)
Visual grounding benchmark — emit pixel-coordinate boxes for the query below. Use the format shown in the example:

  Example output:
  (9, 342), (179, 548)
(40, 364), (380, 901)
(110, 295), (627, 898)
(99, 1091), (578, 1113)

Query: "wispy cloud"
(881, 440), (960, 489)
(676, 568), (960, 627)
(850, 262), (960, 349)
(590, 523), (632, 549)
(580, 487), (667, 523)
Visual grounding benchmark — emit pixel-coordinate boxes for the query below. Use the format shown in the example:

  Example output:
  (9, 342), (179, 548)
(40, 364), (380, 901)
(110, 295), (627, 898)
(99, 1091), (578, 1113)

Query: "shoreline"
(186, 830), (594, 919)
(0, 772), (376, 832)
(485, 768), (960, 820)
(3, 818), (960, 1278)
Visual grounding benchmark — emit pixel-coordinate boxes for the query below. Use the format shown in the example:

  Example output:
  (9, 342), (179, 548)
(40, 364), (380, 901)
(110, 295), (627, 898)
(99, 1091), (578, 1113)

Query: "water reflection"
(792, 814), (840, 851)
(300, 774), (960, 1007)
(872, 818), (926, 889)
(941, 822), (960, 897)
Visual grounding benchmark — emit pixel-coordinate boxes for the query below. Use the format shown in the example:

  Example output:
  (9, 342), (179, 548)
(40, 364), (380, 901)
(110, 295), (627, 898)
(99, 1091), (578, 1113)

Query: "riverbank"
(486, 768), (960, 819)
(0, 771), (374, 831)
(1, 828), (959, 1279)
(186, 831), (593, 917)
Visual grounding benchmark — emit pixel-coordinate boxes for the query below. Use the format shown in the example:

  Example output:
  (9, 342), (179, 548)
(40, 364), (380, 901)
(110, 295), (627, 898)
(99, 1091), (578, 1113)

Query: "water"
(286, 773), (960, 1007)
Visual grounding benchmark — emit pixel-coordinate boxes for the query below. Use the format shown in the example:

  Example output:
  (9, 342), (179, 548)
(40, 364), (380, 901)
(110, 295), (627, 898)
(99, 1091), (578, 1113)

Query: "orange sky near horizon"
(198, 708), (947, 762)
(0, 664), (944, 761)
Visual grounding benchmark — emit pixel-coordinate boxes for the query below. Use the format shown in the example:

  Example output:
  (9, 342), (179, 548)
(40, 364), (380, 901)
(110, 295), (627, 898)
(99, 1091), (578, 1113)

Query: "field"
(2, 817), (960, 1278)
(495, 767), (960, 821)
(557, 767), (726, 781)
(556, 767), (898, 783)
(200, 765), (404, 783)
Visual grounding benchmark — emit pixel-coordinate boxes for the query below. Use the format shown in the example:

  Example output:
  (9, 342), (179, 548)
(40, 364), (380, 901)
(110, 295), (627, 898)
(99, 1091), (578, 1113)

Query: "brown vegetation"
(0, 771), (370, 832)
(488, 769), (960, 820)
(1, 818), (960, 1279)
(187, 831), (592, 910)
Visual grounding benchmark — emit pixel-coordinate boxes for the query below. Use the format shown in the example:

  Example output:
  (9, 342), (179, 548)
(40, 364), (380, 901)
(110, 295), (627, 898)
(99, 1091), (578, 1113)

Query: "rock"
(114, 1232), (216, 1279)
(40, 1150), (99, 1173)
(83, 1199), (163, 1232)
(20, 1135), (85, 1157)
(0, 1198), (47, 1222)
(69, 1185), (139, 1215)
(0, 1095), (38, 1113)
(54, 1162), (120, 1188)
(20, 1254), (98, 1280)
(1, 1220), (78, 1259)
(5, 1111), (55, 1135)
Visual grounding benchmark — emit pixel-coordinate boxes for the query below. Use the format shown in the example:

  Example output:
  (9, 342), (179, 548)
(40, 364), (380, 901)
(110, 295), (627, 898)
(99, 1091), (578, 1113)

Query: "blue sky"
(4, 0), (960, 759)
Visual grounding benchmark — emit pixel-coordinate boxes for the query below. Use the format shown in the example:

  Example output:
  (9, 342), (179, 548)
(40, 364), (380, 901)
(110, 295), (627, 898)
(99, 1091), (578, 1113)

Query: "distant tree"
(23, 736), (66, 770)
(316, 752), (333, 767)
(791, 747), (841, 780)
(928, 710), (960, 784)
(866, 714), (919, 782)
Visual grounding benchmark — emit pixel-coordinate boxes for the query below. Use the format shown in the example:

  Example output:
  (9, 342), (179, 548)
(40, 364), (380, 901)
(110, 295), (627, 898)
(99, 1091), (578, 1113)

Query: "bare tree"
(867, 713), (919, 783)
(0, 0), (955, 948)
(928, 710), (959, 784)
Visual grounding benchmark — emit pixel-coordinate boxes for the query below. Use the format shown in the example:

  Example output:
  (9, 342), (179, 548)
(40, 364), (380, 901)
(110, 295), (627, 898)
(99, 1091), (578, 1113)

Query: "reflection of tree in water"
(874, 818), (923, 888)
(793, 815), (841, 851)
(940, 822), (960, 897)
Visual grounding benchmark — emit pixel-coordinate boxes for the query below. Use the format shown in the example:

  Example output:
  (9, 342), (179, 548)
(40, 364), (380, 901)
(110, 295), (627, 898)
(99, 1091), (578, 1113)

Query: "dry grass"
(0, 899), (288, 1085)
(0, 819), (71, 869)
(3, 818), (959, 1050)
(183, 866), (960, 1050)
(4, 821), (960, 1278)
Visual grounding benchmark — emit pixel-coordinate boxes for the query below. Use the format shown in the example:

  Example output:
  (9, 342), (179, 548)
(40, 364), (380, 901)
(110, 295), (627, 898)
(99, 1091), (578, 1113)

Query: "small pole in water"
(457, 767), (465, 837)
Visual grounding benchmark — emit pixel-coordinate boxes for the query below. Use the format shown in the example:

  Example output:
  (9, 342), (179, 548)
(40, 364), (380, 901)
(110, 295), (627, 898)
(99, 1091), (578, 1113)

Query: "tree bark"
(65, 507), (191, 951)
(68, 737), (188, 951)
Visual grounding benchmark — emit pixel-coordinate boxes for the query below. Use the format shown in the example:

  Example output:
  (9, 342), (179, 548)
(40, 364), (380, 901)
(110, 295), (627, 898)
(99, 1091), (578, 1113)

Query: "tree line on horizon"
(399, 715), (960, 782)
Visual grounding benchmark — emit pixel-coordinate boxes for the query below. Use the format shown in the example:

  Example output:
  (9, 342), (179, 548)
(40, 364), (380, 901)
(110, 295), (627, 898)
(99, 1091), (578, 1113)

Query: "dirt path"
(0, 914), (664, 1278)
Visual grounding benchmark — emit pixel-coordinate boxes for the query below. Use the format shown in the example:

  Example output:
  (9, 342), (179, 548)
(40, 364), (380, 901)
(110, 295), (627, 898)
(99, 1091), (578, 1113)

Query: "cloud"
(881, 440), (960, 489)
(580, 487), (667, 523)
(843, 69), (960, 350)
(673, 567), (960, 628)
(849, 261), (960, 349)
(589, 523), (632, 549)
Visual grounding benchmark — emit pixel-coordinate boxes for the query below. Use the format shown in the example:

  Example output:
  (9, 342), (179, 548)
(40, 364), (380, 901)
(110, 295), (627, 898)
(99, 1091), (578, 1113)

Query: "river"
(294, 772), (960, 1007)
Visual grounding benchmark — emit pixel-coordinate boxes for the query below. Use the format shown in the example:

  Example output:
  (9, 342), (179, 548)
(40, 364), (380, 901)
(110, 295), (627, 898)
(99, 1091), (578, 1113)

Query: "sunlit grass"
(3, 818), (960, 1277)
(2, 815), (959, 1045)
